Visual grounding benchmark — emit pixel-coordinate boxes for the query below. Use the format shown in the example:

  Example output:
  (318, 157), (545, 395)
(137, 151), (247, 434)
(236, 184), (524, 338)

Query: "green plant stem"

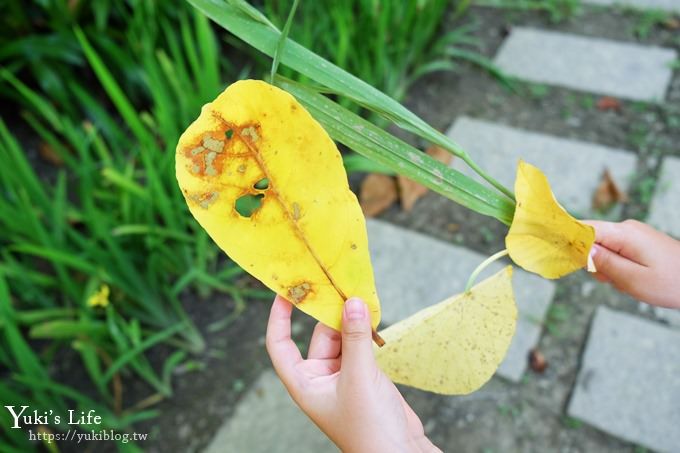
(465, 249), (509, 292)
(460, 152), (515, 200)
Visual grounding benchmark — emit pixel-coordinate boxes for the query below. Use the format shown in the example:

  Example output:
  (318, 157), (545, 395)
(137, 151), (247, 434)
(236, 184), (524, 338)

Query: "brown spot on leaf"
(241, 126), (259, 142)
(288, 282), (311, 304)
(292, 202), (301, 221)
(189, 192), (219, 210)
(202, 135), (225, 153)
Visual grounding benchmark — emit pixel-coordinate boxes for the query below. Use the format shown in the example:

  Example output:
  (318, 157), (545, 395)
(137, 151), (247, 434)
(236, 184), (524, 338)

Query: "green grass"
(0, 4), (260, 450)
(260, 0), (508, 108)
(474, 0), (581, 23)
(630, 8), (671, 39)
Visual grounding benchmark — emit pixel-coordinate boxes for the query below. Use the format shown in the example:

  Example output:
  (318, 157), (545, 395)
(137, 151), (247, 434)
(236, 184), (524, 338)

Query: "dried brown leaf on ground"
(596, 96), (622, 112)
(360, 173), (398, 217)
(397, 175), (429, 212)
(38, 142), (63, 166)
(592, 169), (628, 211)
(425, 145), (453, 166)
(398, 146), (453, 212)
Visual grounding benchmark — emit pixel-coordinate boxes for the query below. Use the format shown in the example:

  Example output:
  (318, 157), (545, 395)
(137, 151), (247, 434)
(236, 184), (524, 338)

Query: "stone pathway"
(447, 117), (636, 215)
(205, 371), (333, 453)
(202, 3), (680, 452)
(568, 306), (680, 453)
(494, 27), (676, 102)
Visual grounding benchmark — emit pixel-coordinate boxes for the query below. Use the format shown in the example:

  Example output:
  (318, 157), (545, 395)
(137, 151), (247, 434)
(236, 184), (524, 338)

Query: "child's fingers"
(266, 295), (304, 393)
(590, 244), (645, 294)
(584, 220), (648, 264)
(307, 322), (341, 360)
(339, 298), (376, 383)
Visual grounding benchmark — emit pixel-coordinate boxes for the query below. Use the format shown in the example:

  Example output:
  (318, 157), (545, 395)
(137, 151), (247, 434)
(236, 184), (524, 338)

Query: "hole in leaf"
(253, 178), (269, 190)
(235, 194), (264, 217)
(225, 129), (234, 139)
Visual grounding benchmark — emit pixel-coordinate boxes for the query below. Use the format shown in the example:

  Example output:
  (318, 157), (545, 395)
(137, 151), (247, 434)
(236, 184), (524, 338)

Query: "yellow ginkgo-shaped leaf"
(175, 80), (380, 332)
(506, 161), (595, 279)
(375, 267), (516, 395)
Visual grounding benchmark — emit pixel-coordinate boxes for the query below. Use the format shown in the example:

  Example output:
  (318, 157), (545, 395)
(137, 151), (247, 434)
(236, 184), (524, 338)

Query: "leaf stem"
(465, 249), (509, 292)
(460, 153), (516, 201)
(372, 329), (385, 347)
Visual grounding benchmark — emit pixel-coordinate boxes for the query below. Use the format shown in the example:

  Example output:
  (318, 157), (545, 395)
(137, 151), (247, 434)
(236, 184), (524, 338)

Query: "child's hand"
(266, 296), (441, 453)
(587, 219), (680, 308)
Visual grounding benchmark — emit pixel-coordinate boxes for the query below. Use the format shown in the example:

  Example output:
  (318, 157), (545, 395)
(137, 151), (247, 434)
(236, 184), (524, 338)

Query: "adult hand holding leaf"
(176, 80), (381, 334)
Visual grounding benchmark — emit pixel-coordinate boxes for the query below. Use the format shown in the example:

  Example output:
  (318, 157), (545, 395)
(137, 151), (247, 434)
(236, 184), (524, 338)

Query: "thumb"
(590, 244), (644, 293)
(340, 297), (376, 380)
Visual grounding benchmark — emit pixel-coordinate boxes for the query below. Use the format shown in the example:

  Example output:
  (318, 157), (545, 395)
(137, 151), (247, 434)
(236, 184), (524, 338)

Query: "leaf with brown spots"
(397, 146), (453, 212)
(176, 80), (381, 333)
(592, 168), (628, 211)
(375, 267), (517, 395)
(360, 173), (398, 217)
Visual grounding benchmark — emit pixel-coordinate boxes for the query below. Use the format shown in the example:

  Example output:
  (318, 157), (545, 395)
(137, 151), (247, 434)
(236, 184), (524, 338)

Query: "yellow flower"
(505, 161), (595, 279)
(87, 285), (110, 308)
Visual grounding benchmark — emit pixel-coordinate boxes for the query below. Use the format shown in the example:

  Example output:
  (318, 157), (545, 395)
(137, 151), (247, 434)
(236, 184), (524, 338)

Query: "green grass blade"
(187, 0), (514, 200)
(269, 0), (298, 83)
(101, 322), (185, 386)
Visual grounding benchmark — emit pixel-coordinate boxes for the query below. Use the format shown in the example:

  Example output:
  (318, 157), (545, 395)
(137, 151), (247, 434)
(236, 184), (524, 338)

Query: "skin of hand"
(586, 219), (680, 308)
(266, 295), (441, 453)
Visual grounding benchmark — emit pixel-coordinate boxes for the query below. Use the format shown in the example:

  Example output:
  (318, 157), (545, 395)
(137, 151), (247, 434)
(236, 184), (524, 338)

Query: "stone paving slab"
(367, 219), (555, 382)
(647, 156), (680, 237)
(493, 27), (677, 101)
(204, 370), (335, 453)
(584, 0), (680, 13)
(568, 306), (680, 453)
(654, 306), (680, 328)
(447, 117), (637, 217)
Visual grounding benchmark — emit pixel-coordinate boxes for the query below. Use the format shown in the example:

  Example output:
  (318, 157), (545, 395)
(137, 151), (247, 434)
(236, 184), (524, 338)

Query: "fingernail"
(344, 297), (366, 320)
(589, 245), (598, 258)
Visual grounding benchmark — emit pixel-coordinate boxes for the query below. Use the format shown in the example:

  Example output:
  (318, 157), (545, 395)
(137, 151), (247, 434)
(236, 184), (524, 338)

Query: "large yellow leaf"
(175, 80), (380, 331)
(506, 161), (595, 279)
(375, 267), (516, 395)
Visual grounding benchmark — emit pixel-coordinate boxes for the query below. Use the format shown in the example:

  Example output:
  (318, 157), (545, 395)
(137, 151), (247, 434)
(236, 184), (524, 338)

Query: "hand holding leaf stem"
(266, 296), (442, 453)
(586, 219), (680, 308)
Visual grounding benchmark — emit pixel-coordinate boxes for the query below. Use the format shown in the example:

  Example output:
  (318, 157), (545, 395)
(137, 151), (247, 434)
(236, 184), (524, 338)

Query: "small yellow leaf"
(175, 80), (380, 331)
(506, 161), (595, 279)
(375, 267), (516, 395)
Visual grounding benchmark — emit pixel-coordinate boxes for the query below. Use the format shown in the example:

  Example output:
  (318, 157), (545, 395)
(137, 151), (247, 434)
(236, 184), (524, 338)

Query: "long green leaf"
(187, 0), (514, 201)
(278, 79), (514, 224)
